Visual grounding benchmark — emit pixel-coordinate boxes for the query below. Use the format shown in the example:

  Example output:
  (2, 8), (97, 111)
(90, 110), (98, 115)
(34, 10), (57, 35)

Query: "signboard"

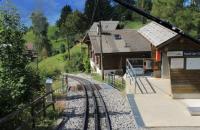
(184, 51), (200, 57)
(170, 58), (184, 69)
(167, 51), (183, 57)
(186, 58), (200, 70)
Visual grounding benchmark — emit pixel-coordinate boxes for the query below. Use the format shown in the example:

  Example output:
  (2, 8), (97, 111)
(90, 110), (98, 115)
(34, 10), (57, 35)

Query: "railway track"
(68, 75), (112, 130)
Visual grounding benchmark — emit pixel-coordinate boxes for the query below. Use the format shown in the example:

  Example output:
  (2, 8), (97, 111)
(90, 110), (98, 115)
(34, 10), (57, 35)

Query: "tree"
(0, 3), (41, 116)
(151, 0), (184, 23)
(31, 11), (52, 57)
(60, 11), (87, 60)
(151, 0), (200, 38)
(137, 0), (152, 23)
(56, 5), (72, 29)
(60, 43), (66, 53)
(112, 0), (135, 21)
(84, 0), (113, 23)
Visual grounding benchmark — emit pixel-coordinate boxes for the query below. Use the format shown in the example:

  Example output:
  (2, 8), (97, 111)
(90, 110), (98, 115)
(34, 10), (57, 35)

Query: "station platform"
(125, 76), (200, 128)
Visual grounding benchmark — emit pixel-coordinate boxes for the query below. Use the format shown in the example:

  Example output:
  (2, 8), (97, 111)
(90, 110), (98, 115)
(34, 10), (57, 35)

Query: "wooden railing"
(0, 88), (62, 130)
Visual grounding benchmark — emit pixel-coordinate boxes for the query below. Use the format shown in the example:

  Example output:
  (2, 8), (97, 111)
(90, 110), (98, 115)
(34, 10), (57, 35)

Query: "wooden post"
(43, 98), (46, 117)
(52, 93), (56, 111)
(98, 21), (104, 80)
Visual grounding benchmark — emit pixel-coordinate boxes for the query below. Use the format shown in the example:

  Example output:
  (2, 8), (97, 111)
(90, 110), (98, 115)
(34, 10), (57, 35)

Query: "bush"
(83, 54), (90, 73)
(64, 52), (84, 73)
(60, 44), (66, 53)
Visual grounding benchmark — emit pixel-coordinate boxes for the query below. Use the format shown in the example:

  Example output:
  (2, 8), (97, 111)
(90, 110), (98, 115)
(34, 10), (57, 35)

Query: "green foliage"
(38, 44), (86, 79)
(56, 5), (72, 29)
(31, 11), (52, 57)
(23, 30), (35, 43)
(64, 52), (84, 73)
(112, 0), (135, 21)
(82, 46), (90, 73)
(84, 0), (113, 23)
(60, 43), (66, 53)
(124, 20), (146, 29)
(0, 5), (42, 116)
(60, 11), (87, 40)
(151, 0), (200, 38)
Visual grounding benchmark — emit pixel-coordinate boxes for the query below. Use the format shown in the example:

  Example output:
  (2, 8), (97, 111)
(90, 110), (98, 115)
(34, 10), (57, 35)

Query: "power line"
(112, 0), (200, 44)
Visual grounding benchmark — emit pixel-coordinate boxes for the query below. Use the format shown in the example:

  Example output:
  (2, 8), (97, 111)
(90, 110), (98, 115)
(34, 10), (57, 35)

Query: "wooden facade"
(159, 37), (200, 98)
(95, 52), (151, 73)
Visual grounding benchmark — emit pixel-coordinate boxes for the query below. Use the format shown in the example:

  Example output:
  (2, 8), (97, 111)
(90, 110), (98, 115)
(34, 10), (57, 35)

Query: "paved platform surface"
(125, 76), (200, 128)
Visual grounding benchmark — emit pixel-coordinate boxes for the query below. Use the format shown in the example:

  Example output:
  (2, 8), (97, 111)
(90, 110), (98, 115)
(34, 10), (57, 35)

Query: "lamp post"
(97, 21), (104, 80)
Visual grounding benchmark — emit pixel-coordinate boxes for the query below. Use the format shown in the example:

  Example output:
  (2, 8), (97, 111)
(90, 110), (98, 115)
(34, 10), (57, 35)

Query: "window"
(114, 34), (122, 40)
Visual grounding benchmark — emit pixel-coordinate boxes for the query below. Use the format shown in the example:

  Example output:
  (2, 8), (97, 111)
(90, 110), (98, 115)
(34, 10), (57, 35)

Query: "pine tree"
(56, 5), (72, 29)
(84, 0), (113, 23)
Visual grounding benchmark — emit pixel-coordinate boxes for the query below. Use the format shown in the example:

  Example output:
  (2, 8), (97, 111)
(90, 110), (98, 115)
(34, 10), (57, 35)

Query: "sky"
(2, 0), (86, 26)
(1, 0), (192, 27)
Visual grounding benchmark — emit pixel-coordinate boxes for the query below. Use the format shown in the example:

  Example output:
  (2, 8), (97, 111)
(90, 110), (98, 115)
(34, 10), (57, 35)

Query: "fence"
(0, 75), (69, 130)
(105, 73), (125, 91)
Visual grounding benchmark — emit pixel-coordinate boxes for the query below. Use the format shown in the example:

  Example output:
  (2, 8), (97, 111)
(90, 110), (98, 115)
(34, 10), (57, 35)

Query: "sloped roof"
(89, 29), (151, 54)
(89, 21), (119, 36)
(138, 22), (178, 47)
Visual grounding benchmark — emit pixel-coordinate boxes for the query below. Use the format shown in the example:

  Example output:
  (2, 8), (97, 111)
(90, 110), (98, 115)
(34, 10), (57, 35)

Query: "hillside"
(124, 20), (146, 29)
(38, 43), (86, 77)
(24, 25), (64, 50)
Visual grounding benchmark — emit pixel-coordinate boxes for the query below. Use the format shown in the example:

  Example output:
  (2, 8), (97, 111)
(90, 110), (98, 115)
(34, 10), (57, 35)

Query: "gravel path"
(59, 75), (138, 130)
(99, 84), (137, 130)
(61, 91), (85, 130)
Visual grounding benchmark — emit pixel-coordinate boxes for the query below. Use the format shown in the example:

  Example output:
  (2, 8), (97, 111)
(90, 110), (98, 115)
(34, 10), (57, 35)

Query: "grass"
(51, 38), (66, 50)
(38, 43), (87, 78)
(124, 20), (146, 29)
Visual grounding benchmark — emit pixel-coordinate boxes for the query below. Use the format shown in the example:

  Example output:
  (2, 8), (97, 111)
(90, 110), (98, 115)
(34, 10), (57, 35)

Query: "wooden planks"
(171, 69), (200, 94)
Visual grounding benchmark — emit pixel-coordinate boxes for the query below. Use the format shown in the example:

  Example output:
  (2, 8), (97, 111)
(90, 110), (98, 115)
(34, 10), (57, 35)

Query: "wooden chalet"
(83, 21), (152, 75)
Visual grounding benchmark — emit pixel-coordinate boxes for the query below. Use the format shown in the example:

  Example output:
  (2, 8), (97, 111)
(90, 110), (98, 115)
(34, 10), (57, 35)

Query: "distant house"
(83, 21), (152, 75)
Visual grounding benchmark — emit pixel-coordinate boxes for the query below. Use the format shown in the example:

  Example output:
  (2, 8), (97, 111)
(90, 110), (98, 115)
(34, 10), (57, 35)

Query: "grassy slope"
(124, 20), (146, 29)
(24, 25), (65, 50)
(38, 43), (83, 74)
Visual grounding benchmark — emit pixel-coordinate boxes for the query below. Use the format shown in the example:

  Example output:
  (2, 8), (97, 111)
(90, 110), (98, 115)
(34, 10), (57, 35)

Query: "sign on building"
(170, 58), (184, 69)
(167, 51), (183, 57)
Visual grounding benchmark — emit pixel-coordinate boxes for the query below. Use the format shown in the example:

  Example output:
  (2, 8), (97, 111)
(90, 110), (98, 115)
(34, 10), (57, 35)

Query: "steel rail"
(68, 75), (112, 130)
(67, 76), (90, 130)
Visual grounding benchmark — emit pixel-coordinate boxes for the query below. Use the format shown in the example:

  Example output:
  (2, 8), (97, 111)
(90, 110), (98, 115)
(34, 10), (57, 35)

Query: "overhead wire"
(112, 0), (200, 44)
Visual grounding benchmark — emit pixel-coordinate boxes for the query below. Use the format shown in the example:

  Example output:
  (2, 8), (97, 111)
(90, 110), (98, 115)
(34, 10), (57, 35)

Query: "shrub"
(60, 44), (66, 53)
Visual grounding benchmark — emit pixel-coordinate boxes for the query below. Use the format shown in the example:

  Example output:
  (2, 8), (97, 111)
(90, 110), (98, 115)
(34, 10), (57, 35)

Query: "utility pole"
(98, 21), (104, 80)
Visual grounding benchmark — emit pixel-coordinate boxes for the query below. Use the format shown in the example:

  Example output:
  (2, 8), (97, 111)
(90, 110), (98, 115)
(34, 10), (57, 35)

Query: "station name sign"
(167, 51), (183, 57)
(167, 51), (200, 57)
(183, 51), (200, 56)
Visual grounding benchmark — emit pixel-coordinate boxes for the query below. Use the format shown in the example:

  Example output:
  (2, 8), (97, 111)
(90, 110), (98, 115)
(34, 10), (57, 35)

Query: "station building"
(83, 21), (200, 99)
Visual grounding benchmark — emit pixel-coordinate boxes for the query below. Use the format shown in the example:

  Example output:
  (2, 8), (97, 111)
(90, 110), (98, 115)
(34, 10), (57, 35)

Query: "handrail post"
(52, 92), (56, 111)
(43, 97), (46, 117)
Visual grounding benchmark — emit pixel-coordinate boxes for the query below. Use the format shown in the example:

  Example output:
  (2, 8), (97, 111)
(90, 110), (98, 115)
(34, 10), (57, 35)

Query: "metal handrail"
(126, 59), (144, 94)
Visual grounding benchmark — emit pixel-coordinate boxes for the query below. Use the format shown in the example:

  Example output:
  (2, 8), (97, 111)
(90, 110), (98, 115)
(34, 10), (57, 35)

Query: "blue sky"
(7, 0), (86, 26)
